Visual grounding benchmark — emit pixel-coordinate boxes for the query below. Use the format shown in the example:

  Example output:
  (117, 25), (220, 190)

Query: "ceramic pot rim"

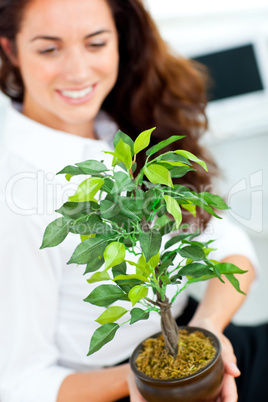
(130, 326), (222, 384)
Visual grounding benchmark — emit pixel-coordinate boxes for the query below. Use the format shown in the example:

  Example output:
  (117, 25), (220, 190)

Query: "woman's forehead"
(19, 0), (116, 37)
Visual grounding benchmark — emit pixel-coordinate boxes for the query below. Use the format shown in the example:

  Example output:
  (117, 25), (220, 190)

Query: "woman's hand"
(127, 371), (147, 402)
(189, 318), (240, 402)
(215, 332), (240, 402)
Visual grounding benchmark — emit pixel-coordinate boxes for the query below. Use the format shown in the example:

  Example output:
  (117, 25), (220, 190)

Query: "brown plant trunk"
(157, 294), (179, 359)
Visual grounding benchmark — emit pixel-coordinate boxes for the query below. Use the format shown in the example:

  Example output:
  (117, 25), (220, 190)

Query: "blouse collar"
(3, 102), (118, 173)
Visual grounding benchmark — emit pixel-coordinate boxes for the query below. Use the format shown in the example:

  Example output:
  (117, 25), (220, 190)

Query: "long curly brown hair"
(0, 0), (217, 226)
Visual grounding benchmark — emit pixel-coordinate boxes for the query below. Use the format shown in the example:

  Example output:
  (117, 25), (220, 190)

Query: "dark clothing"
(117, 297), (268, 402)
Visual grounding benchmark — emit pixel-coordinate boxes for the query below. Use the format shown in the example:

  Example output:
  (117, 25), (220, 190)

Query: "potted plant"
(41, 128), (247, 402)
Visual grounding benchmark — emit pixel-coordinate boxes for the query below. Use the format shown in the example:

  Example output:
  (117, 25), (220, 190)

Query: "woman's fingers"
(127, 372), (147, 402)
(218, 373), (238, 402)
(225, 361), (241, 377)
(218, 334), (240, 377)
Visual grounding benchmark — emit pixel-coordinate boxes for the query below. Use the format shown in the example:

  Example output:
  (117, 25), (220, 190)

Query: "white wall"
(205, 134), (268, 325)
(145, 0), (268, 17)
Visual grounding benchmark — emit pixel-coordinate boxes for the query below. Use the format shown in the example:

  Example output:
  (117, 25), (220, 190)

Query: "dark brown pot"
(130, 326), (224, 402)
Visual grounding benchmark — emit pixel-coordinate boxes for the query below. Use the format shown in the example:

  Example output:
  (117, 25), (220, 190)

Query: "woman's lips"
(56, 84), (96, 105)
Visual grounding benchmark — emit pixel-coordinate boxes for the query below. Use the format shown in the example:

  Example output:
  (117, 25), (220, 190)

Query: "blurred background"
(145, 0), (268, 325)
(0, 0), (267, 324)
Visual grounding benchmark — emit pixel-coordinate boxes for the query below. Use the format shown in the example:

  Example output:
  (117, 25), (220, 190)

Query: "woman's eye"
(87, 42), (106, 49)
(39, 47), (58, 55)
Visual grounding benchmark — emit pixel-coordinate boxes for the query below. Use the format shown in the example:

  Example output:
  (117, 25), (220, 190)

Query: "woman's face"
(14, 0), (119, 137)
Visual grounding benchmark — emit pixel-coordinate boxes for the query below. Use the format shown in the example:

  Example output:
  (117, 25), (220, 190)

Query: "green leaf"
(70, 214), (111, 236)
(100, 199), (120, 220)
(130, 308), (150, 324)
(179, 263), (213, 278)
(203, 248), (217, 257)
(161, 275), (171, 285)
(163, 195), (182, 229)
(117, 140), (132, 169)
(87, 323), (119, 356)
(159, 161), (188, 170)
(148, 253), (160, 269)
(114, 278), (143, 294)
(157, 259), (174, 277)
(143, 189), (156, 213)
(161, 249), (178, 263)
(113, 274), (149, 283)
(106, 139), (132, 170)
(84, 255), (105, 274)
(80, 234), (95, 242)
(179, 274), (216, 293)
(75, 160), (108, 175)
(170, 274), (182, 284)
(146, 135), (185, 157)
(104, 242), (126, 270)
(111, 171), (135, 194)
(113, 130), (134, 156)
(112, 261), (127, 278)
(56, 201), (99, 220)
(135, 189), (145, 208)
(181, 203), (196, 217)
(175, 150), (208, 171)
(145, 164), (173, 187)
(87, 271), (110, 283)
(159, 152), (191, 165)
(181, 191), (220, 218)
(68, 236), (109, 265)
(199, 193), (229, 210)
(69, 177), (104, 202)
(225, 274), (246, 295)
(56, 165), (84, 176)
(131, 162), (137, 174)
(170, 166), (195, 178)
(125, 256), (151, 277)
(134, 127), (156, 154)
(84, 284), (125, 307)
(40, 217), (71, 249)
(159, 220), (175, 236)
(128, 285), (148, 306)
(102, 178), (114, 193)
(96, 306), (128, 325)
(119, 197), (143, 221)
(153, 214), (173, 231)
(164, 232), (199, 250)
(178, 245), (206, 261)
(216, 262), (248, 275)
(139, 230), (162, 262)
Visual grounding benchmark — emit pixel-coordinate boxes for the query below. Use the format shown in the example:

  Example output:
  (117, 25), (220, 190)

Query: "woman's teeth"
(60, 86), (93, 99)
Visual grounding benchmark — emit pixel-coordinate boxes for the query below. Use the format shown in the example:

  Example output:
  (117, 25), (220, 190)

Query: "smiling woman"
(0, 0), (264, 402)
(0, 0), (119, 137)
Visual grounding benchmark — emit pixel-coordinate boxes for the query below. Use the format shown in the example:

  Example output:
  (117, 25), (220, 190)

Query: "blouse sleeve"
(0, 205), (74, 402)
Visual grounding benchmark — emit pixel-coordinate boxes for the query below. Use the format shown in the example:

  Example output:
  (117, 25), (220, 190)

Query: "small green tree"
(41, 128), (247, 358)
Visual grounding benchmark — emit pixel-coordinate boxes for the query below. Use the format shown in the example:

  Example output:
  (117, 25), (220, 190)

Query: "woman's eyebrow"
(31, 35), (62, 42)
(31, 29), (112, 42)
(85, 29), (112, 39)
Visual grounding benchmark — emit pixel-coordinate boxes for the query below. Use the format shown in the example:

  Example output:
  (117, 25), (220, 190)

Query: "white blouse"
(0, 102), (259, 402)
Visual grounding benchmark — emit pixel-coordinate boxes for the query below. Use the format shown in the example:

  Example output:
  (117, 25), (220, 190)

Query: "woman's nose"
(62, 47), (90, 83)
